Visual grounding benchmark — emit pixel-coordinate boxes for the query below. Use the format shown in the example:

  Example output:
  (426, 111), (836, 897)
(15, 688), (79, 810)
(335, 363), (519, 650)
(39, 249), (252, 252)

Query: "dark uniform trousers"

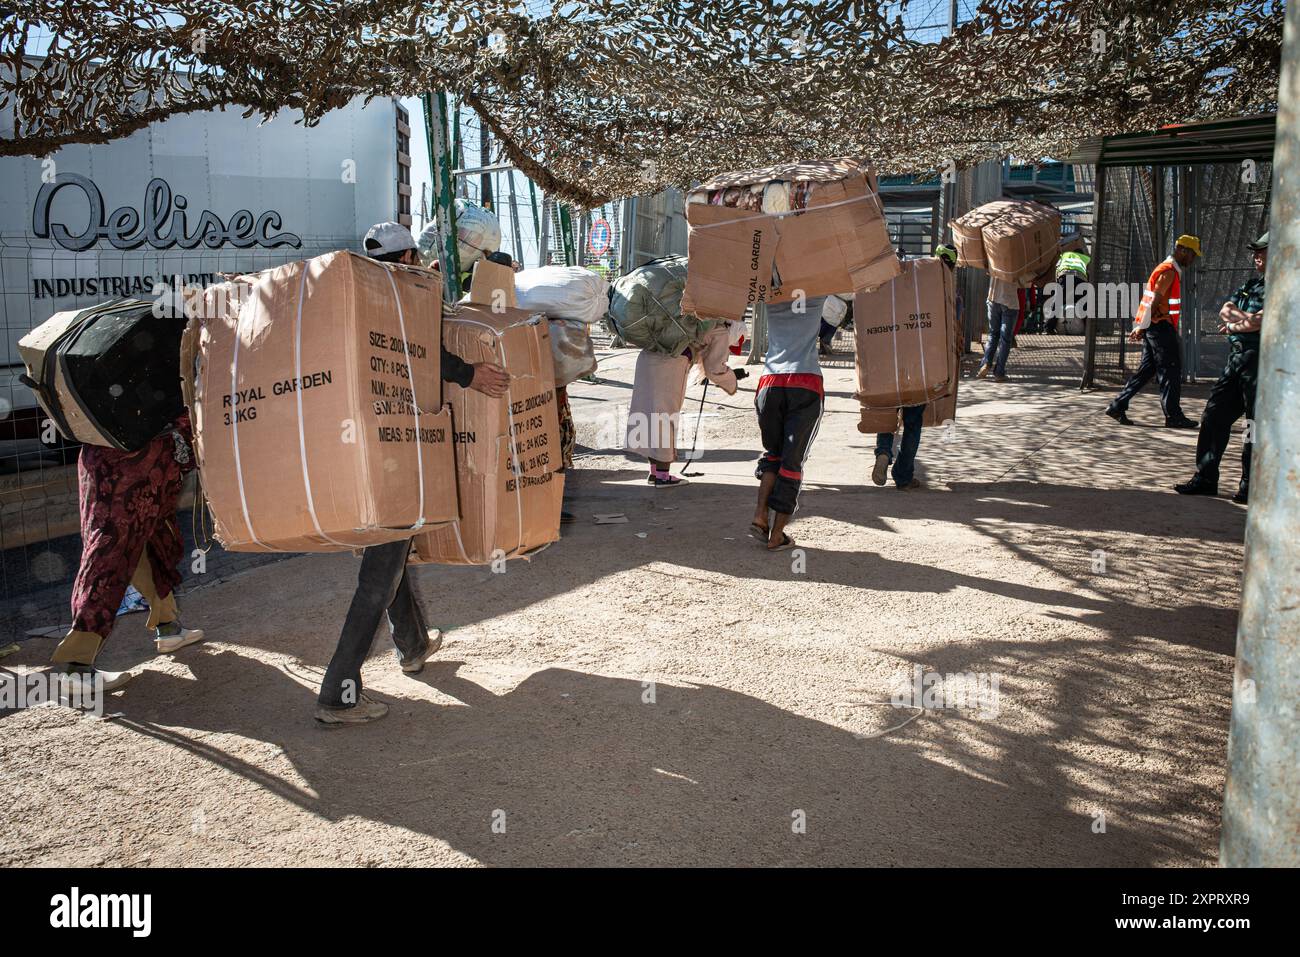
(1110, 321), (1186, 420)
(1193, 344), (1258, 492)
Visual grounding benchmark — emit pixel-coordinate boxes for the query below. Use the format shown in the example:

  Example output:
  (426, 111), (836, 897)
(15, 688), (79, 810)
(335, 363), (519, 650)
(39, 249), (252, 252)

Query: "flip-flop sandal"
(748, 522), (769, 542)
(767, 533), (795, 552)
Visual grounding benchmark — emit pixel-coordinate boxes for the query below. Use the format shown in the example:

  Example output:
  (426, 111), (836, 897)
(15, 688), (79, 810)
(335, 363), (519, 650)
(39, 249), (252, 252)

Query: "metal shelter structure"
(1073, 115), (1277, 389)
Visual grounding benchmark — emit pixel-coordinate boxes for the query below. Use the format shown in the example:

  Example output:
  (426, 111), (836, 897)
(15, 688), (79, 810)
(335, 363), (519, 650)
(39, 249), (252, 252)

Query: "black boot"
(1232, 486), (1249, 505)
(1165, 415), (1199, 429)
(1105, 406), (1133, 426)
(1174, 478), (1218, 496)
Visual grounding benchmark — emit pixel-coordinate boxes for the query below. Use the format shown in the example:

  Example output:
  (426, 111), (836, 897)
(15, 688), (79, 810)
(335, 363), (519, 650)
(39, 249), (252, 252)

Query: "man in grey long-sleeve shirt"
(750, 296), (827, 551)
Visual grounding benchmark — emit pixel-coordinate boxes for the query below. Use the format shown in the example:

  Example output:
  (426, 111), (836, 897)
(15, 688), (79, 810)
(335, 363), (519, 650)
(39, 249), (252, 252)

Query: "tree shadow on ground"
(107, 650), (1213, 866)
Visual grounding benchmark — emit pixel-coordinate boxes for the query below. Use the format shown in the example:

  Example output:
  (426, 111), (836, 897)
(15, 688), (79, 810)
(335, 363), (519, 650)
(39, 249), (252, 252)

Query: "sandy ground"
(0, 349), (1249, 867)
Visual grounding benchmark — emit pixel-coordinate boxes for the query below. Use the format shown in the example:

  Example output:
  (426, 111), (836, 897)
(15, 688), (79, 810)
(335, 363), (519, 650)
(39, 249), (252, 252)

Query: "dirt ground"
(0, 349), (1249, 867)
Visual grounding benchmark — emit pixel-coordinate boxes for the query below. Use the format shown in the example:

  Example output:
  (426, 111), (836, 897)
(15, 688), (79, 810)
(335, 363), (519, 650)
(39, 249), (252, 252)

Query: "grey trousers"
(318, 538), (428, 708)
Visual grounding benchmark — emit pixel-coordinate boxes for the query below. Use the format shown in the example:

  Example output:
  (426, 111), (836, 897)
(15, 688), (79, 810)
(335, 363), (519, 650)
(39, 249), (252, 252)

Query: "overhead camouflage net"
(0, 1), (1283, 206)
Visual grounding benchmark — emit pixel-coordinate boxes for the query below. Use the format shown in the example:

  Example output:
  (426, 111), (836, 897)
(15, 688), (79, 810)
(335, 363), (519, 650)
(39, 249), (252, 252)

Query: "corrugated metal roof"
(1068, 114), (1276, 167)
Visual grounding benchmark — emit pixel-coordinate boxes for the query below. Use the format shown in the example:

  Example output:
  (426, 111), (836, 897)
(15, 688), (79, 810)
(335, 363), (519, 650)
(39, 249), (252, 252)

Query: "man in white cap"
(315, 223), (509, 726)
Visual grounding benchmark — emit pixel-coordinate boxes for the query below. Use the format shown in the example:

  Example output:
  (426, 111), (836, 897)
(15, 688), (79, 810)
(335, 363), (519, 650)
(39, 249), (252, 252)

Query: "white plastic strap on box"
(228, 288), (267, 550)
(293, 266), (355, 549)
(913, 274), (928, 401)
(379, 266), (426, 531)
(689, 192), (880, 229)
(890, 280), (903, 408)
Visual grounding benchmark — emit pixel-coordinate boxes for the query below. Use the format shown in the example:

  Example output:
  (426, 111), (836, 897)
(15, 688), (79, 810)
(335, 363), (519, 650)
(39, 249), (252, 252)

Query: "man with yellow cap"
(1105, 235), (1202, 429)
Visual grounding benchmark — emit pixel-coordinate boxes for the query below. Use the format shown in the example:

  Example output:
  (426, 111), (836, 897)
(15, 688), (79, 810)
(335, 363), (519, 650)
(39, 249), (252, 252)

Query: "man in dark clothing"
(751, 298), (827, 551)
(1106, 236), (1201, 428)
(315, 223), (509, 726)
(1175, 232), (1268, 505)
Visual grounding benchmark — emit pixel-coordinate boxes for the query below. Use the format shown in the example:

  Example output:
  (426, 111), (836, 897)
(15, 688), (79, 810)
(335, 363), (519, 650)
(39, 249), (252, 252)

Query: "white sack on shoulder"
(515, 266), (611, 325)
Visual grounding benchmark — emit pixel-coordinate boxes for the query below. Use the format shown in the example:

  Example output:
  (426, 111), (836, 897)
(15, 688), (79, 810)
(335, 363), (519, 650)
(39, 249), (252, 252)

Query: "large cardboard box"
(190, 251), (458, 552)
(412, 304), (564, 565)
(983, 200), (1061, 283)
(681, 158), (900, 321)
(951, 200), (1020, 270)
(952, 199), (1061, 283)
(853, 257), (957, 410)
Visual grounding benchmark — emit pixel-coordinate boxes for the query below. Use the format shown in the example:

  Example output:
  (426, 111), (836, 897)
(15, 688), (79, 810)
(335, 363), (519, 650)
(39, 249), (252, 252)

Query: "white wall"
(0, 97), (401, 370)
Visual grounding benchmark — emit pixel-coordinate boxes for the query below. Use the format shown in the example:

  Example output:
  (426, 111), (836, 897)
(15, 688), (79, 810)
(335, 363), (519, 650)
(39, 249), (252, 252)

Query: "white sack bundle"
(515, 265), (610, 325)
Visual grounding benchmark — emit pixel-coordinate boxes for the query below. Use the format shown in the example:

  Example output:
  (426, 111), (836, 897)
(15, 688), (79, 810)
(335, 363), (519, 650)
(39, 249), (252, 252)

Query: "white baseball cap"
(363, 222), (417, 258)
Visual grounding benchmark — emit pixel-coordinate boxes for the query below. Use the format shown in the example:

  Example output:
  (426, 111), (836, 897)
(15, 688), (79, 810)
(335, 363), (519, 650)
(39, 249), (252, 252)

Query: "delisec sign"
(32, 173), (302, 252)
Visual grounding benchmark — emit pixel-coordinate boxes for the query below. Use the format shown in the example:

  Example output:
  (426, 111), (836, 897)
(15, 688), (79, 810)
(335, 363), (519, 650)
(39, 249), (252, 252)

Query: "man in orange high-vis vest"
(1105, 235), (1202, 429)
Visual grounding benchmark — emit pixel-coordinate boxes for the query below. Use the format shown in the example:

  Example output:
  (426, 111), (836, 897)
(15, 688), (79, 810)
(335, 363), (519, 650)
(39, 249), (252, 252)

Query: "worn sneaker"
(155, 623), (205, 655)
(60, 664), (134, 694)
(399, 630), (443, 674)
(993, 373), (1008, 383)
(1105, 406), (1133, 426)
(896, 478), (924, 490)
(315, 694), (389, 726)
(871, 452), (889, 486)
(976, 363), (991, 379)
(1174, 479), (1218, 497)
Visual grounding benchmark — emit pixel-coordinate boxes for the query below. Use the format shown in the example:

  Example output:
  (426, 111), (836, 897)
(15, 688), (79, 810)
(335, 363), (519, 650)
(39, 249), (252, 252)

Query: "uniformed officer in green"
(1174, 232), (1268, 504)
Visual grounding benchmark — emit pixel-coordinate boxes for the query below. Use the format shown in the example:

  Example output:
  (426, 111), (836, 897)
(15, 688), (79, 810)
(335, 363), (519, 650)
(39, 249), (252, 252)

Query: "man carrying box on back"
(749, 295), (828, 551)
(314, 223), (510, 726)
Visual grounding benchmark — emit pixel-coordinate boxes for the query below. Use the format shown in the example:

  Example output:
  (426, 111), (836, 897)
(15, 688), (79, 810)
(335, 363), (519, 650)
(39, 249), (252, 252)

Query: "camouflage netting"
(0, 1), (1284, 206)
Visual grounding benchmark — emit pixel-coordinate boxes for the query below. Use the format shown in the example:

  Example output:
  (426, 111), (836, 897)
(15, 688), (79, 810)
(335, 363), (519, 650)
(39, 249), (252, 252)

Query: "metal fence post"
(1220, 0), (1300, 867)
(1081, 165), (1107, 390)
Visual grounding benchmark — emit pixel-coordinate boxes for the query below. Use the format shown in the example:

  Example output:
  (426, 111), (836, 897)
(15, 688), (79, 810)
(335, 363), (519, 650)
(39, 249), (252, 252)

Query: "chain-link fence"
(1184, 163), (1272, 379)
(1085, 162), (1271, 386)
